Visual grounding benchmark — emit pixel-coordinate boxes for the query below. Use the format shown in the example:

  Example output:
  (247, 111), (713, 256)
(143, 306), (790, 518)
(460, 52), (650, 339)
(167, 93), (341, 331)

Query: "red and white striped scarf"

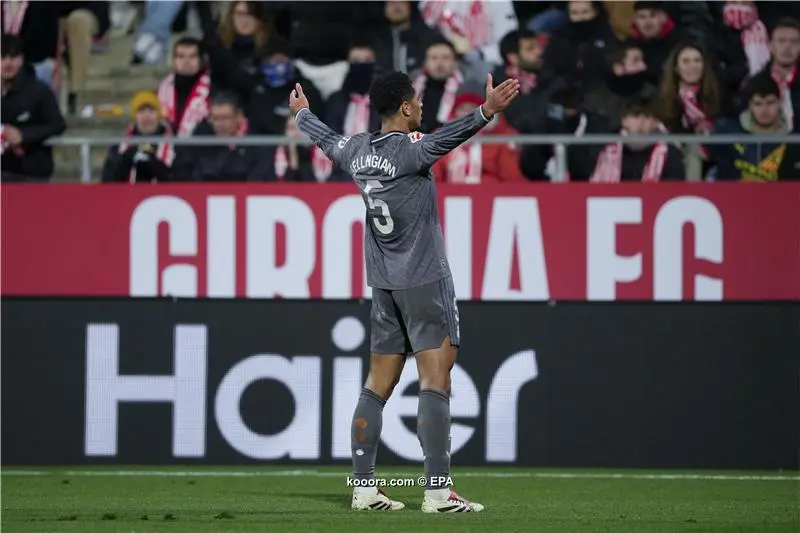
(591, 132), (668, 183)
(2, 0), (28, 35)
(723, 3), (770, 76)
(157, 70), (211, 136)
(679, 84), (711, 157)
(118, 122), (175, 183)
(421, 0), (491, 51)
(505, 65), (536, 94)
(343, 94), (371, 136)
(413, 70), (463, 124)
(771, 65), (797, 129)
(444, 143), (483, 183)
(274, 145), (333, 181)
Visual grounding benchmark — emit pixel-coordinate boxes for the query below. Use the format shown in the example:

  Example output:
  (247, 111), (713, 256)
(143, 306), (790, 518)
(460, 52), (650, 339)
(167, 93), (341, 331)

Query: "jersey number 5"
(364, 180), (394, 235)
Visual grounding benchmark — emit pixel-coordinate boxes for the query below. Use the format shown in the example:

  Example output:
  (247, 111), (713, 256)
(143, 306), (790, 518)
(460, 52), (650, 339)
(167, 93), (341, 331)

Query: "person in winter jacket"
(630, 1), (683, 85)
(373, 0), (444, 74)
(432, 92), (526, 183)
(1, 35), (66, 181)
(714, 73), (799, 181)
(156, 37), (210, 138)
(411, 38), (465, 132)
(757, 17), (800, 131)
(102, 91), (175, 183)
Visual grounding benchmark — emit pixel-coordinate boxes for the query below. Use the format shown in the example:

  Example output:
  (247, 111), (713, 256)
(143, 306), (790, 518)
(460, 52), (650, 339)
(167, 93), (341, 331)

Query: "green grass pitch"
(2, 467), (798, 532)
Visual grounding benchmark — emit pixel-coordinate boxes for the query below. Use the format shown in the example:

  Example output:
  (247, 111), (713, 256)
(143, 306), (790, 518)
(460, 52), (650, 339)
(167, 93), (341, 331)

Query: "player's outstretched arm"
(413, 74), (520, 170)
(289, 83), (349, 166)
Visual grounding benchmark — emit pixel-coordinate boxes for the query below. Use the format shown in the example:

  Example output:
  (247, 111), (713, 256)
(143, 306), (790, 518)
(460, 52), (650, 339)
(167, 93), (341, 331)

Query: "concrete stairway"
(53, 35), (170, 182)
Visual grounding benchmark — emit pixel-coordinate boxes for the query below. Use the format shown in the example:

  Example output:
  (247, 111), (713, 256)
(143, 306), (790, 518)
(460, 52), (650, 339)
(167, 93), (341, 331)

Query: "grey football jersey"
(296, 106), (490, 290)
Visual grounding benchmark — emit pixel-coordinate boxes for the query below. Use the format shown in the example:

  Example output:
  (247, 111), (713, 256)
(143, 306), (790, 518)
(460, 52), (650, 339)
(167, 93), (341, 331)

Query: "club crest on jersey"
(408, 132), (424, 143)
(337, 136), (351, 149)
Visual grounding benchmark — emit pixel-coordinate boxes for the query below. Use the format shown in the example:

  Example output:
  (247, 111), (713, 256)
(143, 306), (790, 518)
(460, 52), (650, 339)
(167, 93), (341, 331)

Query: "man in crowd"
(326, 39), (382, 136)
(760, 17), (800, 131)
(174, 92), (271, 181)
(412, 38), (464, 132)
(585, 40), (657, 130)
(248, 36), (324, 135)
(373, 0), (443, 74)
(432, 91), (526, 183)
(102, 91), (174, 183)
(589, 98), (684, 182)
(157, 37), (211, 137)
(1, 35), (66, 182)
(630, 1), (683, 85)
(714, 73), (799, 181)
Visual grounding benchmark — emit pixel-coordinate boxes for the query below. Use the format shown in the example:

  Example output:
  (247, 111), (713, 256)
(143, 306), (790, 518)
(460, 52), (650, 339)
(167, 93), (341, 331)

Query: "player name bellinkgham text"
(350, 154), (398, 178)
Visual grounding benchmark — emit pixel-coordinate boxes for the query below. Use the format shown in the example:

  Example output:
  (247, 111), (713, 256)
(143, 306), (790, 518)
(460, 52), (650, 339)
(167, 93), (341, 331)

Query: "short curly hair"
(369, 71), (415, 119)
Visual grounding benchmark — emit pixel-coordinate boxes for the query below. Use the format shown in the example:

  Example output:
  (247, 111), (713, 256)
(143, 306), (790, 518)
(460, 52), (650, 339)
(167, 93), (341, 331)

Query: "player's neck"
(381, 117), (411, 135)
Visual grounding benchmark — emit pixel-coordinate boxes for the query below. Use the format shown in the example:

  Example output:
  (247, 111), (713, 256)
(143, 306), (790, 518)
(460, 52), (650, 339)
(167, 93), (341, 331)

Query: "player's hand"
(289, 83), (310, 116)
(481, 74), (520, 119)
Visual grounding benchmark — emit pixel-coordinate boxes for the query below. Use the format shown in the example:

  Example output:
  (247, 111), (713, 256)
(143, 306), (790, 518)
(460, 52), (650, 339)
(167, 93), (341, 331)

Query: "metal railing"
(46, 133), (800, 184)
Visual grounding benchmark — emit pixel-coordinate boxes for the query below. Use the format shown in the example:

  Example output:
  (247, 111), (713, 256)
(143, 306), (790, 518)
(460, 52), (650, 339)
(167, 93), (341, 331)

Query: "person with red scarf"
(175, 92), (271, 181)
(631, 1), (683, 86)
(266, 114), (335, 182)
(102, 91), (174, 183)
(412, 38), (464, 133)
(432, 92), (525, 183)
(157, 37), (210, 138)
(758, 17), (800, 132)
(590, 99), (684, 183)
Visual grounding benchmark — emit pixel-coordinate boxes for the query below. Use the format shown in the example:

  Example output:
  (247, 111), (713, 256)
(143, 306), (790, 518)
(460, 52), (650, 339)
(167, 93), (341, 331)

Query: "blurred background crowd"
(1, 0), (799, 183)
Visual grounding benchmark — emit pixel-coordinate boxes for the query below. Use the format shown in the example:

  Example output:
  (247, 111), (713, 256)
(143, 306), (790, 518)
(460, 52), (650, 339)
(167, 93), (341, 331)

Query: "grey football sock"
(417, 388), (452, 490)
(351, 388), (386, 482)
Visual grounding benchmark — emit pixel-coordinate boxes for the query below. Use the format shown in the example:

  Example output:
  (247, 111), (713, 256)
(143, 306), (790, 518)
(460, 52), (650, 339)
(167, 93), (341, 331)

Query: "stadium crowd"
(1, 0), (799, 182)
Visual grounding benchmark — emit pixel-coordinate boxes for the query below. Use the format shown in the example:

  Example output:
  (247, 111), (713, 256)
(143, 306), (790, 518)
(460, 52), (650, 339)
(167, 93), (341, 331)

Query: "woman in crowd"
(656, 42), (722, 179)
(208, 1), (272, 105)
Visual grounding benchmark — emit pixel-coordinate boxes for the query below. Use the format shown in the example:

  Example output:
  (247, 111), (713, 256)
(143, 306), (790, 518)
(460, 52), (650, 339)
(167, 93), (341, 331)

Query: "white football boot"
(421, 489), (485, 513)
(351, 487), (405, 511)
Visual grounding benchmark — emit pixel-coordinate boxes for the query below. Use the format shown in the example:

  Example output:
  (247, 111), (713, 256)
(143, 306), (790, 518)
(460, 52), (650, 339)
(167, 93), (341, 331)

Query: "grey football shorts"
(370, 275), (461, 354)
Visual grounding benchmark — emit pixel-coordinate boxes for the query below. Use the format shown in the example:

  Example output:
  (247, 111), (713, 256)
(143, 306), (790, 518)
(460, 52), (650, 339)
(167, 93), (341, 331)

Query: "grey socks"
(351, 388), (386, 482)
(417, 388), (452, 489)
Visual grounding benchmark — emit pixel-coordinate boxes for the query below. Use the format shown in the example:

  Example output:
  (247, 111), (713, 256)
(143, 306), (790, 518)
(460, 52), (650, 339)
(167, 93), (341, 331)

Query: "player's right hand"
(482, 74), (520, 118)
(289, 83), (310, 116)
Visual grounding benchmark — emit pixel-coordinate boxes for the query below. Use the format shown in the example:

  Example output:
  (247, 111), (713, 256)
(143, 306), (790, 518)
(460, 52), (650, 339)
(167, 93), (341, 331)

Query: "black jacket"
(613, 144), (685, 181)
(175, 120), (273, 182)
(247, 74), (324, 134)
(1, 64), (66, 180)
(101, 124), (173, 183)
(491, 65), (564, 134)
(207, 35), (267, 105)
(0, 1), (60, 63)
(630, 18), (684, 87)
(584, 73), (659, 131)
(373, 17), (443, 74)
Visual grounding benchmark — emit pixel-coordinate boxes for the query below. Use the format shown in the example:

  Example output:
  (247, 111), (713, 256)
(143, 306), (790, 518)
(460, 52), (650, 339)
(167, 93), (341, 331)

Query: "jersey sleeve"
(406, 107), (491, 171)
(295, 107), (355, 168)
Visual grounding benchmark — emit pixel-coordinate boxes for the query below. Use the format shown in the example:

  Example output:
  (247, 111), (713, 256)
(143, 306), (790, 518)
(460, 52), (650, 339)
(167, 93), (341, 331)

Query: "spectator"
(432, 92), (526, 183)
(716, 1), (771, 97)
(541, 1), (620, 91)
(157, 37), (210, 137)
(419, 0), (518, 67)
(630, 1), (683, 86)
(176, 92), (271, 182)
(492, 29), (553, 134)
(759, 17), (800, 131)
(102, 91), (174, 183)
(412, 38), (464, 133)
(585, 40), (657, 130)
(59, 2), (107, 115)
(523, 2), (567, 34)
(590, 99), (685, 182)
(0, 35), (66, 182)
(714, 73), (799, 181)
(248, 35), (323, 135)
(373, 0), (443, 74)
(656, 42), (721, 179)
(0, 0), (60, 86)
(521, 86), (609, 181)
(131, 0), (184, 65)
(326, 39), (381, 136)
(208, 1), (272, 105)
(266, 115), (335, 182)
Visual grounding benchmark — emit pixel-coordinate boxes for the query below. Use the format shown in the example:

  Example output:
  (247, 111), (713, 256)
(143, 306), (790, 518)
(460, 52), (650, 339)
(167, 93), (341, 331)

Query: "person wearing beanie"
(431, 92), (525, 183)
(101, 90), (175, 183)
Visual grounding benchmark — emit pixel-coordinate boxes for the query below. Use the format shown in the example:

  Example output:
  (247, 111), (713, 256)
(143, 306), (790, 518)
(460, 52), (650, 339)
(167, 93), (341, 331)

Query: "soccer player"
(289, 72), (520, 513)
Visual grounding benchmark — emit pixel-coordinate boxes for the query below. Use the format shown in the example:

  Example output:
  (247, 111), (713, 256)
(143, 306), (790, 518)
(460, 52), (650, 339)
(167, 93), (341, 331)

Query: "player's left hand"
(289, 83), (310, 116)
(482, 74), (520, 118)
